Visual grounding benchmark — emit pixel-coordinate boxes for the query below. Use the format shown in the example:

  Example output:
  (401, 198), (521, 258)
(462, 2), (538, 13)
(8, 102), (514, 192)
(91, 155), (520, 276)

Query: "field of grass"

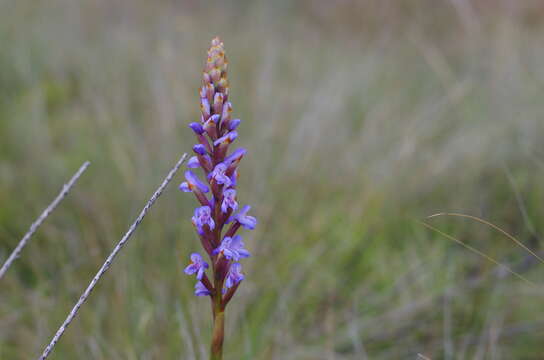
(1, 1), (544, 359)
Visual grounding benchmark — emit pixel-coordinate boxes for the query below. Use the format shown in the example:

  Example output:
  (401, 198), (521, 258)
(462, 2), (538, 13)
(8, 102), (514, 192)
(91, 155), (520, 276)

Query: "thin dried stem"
(427, 212), (544, 265)
(0, 161), (91, 280)
(419, 220), (536, 286)
(38, 153), (187, 360)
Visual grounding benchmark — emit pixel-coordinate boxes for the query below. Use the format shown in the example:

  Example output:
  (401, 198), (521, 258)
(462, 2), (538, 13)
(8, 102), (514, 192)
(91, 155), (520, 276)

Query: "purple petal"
(196, 267), (205, 280)
(211, 163), (231, 187)
(188, 122), (204, 135)
(225, 148), (246, 165)
(240, 216), (257, 230)
(235, 205), (257, 229)
(193, 144), (207, 156)
(223, 248), (235, 260)
(225, 263), (244, 288)
(187, 156), (200, 168)
(184, 263), (197, 275)
(228, 118), (241, 130)
(190, 253), (202, 263)
(179, 182), (191, 192)
(238, 249), (251, 258)
(221, 189), (238, 213)
(230, 170), (237, 187)
(213, 131), (238, 146)
(194, 281), (211, 296)
(185, 170), (209, 193)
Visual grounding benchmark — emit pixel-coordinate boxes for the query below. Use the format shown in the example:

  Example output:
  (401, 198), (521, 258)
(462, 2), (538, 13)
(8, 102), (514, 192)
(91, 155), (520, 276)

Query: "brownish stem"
(210, 308), (225, 360)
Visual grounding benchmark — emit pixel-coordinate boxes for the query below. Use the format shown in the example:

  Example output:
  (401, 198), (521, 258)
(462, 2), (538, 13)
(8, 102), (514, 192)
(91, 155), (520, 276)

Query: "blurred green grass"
(1, 0), (544, 359)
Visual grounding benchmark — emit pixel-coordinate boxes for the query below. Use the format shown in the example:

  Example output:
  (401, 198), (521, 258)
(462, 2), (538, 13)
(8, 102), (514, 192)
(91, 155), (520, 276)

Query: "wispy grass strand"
(38, 153), (187, 360)
(420, 220), (536, 286)
(0, 161), (91, 280)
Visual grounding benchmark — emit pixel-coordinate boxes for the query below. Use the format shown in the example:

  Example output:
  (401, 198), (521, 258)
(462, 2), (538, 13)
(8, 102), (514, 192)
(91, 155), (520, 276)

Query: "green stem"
(210, 309), (225, 360)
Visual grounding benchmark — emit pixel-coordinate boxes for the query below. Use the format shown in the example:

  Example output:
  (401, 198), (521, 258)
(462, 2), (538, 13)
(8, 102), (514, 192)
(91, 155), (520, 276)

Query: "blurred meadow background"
(1, 0), (544, 358)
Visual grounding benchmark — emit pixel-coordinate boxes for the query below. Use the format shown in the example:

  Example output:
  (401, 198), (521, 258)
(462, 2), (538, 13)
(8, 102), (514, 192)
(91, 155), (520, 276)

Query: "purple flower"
(189, 122), (204, 135)
(211, 163), (231, 187)
(192, 206), (215, 233)
(232, 205), (257, 230)
(221, 189), (238, 213)
(213, 131), (238, 147)
(194, 281), (211, 296)
(179, 170), (209, 193)
(187, 156), (200, 168)
(193, 144), (207, 156)
(213, 235), (250, 261)
(224, 148), (246, 167)
(228, 118), (241, 130)
(184, 253), (209, 280)
(225, 263), (244, 289)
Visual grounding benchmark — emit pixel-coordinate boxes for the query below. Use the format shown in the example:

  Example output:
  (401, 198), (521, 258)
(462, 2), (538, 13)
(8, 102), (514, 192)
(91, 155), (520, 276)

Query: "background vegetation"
(1, 0), (544, 358)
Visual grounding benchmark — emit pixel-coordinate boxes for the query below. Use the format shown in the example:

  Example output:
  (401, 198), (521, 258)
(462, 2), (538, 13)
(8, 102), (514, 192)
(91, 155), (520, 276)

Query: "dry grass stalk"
(0, 161), (91, 280)
(38, 153), (187, 360)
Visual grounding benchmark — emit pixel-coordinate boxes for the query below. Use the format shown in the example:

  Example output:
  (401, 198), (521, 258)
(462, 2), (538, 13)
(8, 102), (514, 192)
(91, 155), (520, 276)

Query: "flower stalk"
(181, 37), (256, 359)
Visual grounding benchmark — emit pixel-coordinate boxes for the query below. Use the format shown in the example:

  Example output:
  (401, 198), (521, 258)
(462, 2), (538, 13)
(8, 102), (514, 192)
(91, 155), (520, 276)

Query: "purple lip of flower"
(193, 144), (207, 156)
(180, 170), (209, 193)
(187, 156), (200, 169)
(228, 119), (241, 130)
(194, 281), (211, 296)
(213, 131), (238, 147)
(189, 122), (204, 135)
(211, 163), (231, 187)
(225, 262), (244, 289)
(184, 253), (209, 280)
(232, 205), (257, 230)
(224, 148), (246, 167)
(212, 235), (250, 261)
(192, 206), (215, 233)
(221, 189), (238, 213)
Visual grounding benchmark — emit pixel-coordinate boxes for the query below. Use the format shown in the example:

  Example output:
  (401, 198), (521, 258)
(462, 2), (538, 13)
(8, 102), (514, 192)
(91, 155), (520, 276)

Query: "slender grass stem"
(420, 220), (536, 286)
(427, 212), (544, 264)
(37, 154), (187, 360)
(0, 161), (90, 280)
